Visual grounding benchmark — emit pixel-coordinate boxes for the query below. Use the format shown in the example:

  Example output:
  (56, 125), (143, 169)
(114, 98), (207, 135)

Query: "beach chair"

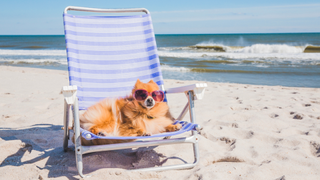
(61, 6), (207, 178)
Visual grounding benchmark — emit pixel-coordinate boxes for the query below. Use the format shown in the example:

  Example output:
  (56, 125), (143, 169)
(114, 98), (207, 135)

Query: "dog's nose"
(147, 98), (153, 104)
(146, 97), (154, 106)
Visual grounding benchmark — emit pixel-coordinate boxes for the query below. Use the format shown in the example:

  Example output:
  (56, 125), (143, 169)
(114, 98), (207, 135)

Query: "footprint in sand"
(275, 175), (286, 180)
(219, 137), (236, 151)
(310, 141), (320, 157)
(231, 123), (239, 128)
(293, 114), (304, 120)
(311, 101), (320, 105)
(270, 113), (279, 118)
(200, 131), (218, 142)
(259, 160), (271, 166)
(246, 131), (254, 139)
(303, 132), (309, 136)
(220, 137), (236, 144)
(250, 146), (258, 158)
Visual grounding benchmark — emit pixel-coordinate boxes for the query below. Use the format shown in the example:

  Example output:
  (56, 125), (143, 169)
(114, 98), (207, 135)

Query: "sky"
(0, 0), (319, 35)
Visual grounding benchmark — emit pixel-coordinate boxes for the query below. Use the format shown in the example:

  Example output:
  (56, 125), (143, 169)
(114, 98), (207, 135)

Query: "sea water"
(0, 33), (319, 87)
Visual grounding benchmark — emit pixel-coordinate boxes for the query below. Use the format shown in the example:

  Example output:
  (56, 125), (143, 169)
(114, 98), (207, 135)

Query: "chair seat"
(80, 121), (198, 140)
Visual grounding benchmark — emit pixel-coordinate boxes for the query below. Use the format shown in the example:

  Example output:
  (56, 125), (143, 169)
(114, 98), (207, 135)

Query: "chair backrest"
(63, 8), (164, 110)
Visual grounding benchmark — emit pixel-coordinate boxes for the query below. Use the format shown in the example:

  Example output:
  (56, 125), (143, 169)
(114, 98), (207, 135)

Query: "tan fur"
(78, 79), (182, 146)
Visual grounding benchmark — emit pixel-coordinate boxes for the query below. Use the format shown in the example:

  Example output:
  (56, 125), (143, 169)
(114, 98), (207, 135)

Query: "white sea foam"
(0, 49), (67, 65)
(229, 44), (304, 53)
(159, 51), (320, 60)
(0, 58), (68, 65)
(158, 47), (191, 51)
(160, 65), (191, 72)
(158, 41), (320, 63)
(158, 48), (320, 62)
(0, 49), (66, 56)
(1, 45), (319, 67)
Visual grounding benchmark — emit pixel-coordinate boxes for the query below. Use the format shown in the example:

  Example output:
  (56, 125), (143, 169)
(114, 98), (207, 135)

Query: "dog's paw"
(142, 132), (151, 136)
(136, 130), (151, 136)
(166, 124), (182, 132)
(97, 132), (106, 136)
(174, 124), (182, 131)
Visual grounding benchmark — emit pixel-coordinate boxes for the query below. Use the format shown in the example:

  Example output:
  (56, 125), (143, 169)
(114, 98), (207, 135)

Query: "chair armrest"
(165, 83), (207, 100)
(61, 85), (78, 104)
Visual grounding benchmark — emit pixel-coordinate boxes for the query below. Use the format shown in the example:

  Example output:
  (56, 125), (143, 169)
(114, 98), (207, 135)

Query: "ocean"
(0, 33), (319, 87)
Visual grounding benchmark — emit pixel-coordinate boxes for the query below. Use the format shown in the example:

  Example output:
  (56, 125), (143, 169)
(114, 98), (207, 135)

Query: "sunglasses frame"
(133, 89), (165, 102)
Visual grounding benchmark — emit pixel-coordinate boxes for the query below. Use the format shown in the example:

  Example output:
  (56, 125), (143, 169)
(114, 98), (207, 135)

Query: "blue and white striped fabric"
(81, 121), (197, 140)
(63, 13), (164, 110)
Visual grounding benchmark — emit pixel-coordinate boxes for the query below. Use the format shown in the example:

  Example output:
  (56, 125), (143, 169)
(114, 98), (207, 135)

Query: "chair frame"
(62, 6), (206, 178)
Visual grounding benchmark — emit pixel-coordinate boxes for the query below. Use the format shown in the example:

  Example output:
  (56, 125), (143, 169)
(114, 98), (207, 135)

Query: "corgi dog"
(78, 79), (182, 146)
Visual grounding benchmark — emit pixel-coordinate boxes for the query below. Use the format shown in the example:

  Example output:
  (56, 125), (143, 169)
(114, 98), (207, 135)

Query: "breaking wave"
(158, 51), (320, 61)
(188, 44), (320, 53)
(230, 44), (304, 53)
(158, 42), (320, 62)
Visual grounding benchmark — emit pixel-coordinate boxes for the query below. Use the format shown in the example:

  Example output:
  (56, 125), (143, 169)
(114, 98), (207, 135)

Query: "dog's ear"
(134, 79), (142, 89)
(148, 79), (155, 84)
(135, 79), (142, 85)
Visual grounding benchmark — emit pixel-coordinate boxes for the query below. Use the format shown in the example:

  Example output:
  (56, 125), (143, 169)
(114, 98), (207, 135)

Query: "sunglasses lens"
(152, 91), (164, 102)
(134, 90), (148, 101)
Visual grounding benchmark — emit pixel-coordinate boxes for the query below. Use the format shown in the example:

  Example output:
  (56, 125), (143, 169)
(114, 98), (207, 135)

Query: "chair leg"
(72, 98), (89, 178)
(63, 101), (70, 152)
(188, 91), (200, 164)
(192, 136), (200, 164)
(177, 102), (189, 121)
(75, 138), (85, 178)
(74, 124), (86, 178)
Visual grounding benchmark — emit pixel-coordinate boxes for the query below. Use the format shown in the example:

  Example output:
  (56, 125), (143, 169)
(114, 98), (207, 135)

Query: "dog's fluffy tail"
(111, 98), (122, 136)
(79, 98), (122, 136)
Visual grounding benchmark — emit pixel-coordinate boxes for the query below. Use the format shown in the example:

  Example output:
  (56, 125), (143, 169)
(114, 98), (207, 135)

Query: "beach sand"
(1, 66), (320, 179)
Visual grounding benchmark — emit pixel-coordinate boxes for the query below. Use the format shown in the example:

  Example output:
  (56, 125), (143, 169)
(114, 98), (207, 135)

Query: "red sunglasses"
(133, 89), (165, 102)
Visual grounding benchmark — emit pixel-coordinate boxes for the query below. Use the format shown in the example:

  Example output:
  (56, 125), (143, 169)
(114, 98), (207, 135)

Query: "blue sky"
(0, 0), (319, 35)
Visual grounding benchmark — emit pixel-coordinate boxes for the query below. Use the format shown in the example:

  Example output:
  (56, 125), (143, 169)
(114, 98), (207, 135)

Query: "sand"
(1, 65), (320, 180)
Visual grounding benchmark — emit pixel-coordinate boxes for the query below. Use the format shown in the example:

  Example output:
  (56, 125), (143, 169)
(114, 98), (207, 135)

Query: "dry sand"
(0, 65), (320, 180)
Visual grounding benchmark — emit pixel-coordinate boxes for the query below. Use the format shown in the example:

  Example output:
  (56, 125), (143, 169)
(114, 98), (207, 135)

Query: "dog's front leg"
(165, 124), (182, 132)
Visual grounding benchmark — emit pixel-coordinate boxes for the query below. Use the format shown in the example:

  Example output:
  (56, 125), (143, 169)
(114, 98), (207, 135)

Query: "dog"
(78, 79), (182, 146)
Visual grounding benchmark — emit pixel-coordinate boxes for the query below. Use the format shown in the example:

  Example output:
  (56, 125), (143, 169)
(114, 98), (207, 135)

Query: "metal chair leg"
(63, 101), (70, 152)
(188, 91), (199, 164)
(75, 138), (85, 178)
(73, 98), (90, 178)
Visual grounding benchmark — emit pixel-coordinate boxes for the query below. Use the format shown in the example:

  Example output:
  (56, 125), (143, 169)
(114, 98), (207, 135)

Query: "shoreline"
(2, 65), (320, 89)
(1, 65), (320, 179)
